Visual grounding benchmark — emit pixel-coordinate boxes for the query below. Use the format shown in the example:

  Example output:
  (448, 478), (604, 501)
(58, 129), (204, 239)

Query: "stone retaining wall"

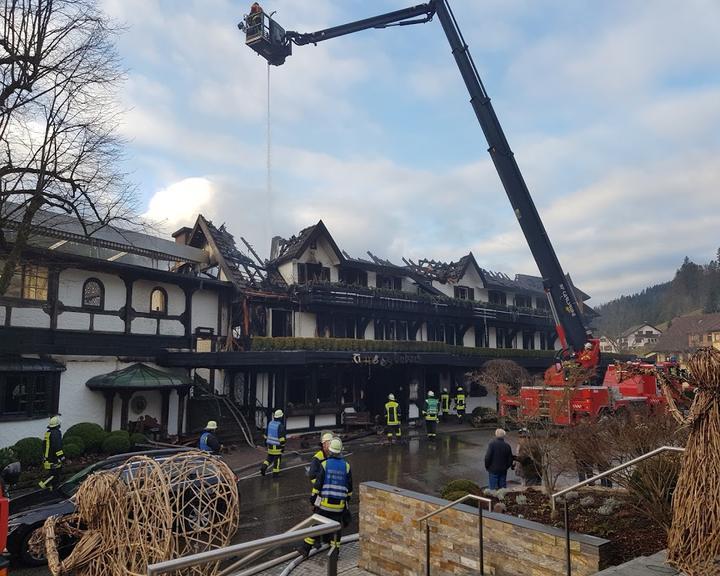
(359, 482), (611, 576)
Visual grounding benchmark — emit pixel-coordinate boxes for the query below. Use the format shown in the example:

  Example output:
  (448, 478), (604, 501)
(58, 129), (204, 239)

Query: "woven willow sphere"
(43, 451), (239, 576)
(688, 347), (720, 391)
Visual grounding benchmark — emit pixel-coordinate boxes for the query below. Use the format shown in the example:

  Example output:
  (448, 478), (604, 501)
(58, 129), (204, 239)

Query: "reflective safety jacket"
(199, 431), (220, 453)
(316, 456), (353, 512)
(455, 392), (466, 411)
(308, 449), (325, 489)
(384, 400), (400, 425)
(440, 393), (450, 414)
(43, 428), (64, 470)
(265, 419), (286, 453)
(423, 397), (440, 421)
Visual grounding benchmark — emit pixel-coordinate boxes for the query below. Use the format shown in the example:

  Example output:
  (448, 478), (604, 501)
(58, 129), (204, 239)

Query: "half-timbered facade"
(162, 219), (598, 433)
(0, 208), (233, 445)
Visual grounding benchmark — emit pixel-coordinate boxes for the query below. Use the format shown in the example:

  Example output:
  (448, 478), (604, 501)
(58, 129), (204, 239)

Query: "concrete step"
(593, 551), (681, 575)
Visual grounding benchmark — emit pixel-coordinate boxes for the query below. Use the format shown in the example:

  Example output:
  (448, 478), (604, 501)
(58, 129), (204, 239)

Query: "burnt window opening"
(522, 331), (535, 350)
(271, 309), (292, 337)
(488, 290), (507, 306)
(82, 278), (105, 309)
(338, 268), (368, 287)
(376, 275), (402, 291)
(514, 294), (532, 308)
(297, 262), (330, 284)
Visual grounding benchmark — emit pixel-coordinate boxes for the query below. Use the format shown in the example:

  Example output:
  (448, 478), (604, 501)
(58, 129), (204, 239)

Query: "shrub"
(515, 494), (528, 506)
(597, 497), (621, 516)
(64, 422), (107, 453)
(443, 490), (479, 506)
(12, 437), (44, 468)
(130, 433), (147, 447)
(0, 447), (17, 471)
(441, 479), (481, 500)
(580, 496), (595, 507)
(63, 439), (85, 459)
(101, 430), (131, 455)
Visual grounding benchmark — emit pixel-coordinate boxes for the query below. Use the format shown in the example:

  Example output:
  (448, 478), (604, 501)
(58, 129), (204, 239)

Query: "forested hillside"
(594, 252), (720, 338)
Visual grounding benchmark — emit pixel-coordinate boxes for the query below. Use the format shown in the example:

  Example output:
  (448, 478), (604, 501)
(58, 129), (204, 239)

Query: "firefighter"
(303, 431), (334, 551)
(440, 388), (451, 422)
(39, 416), (64, 490)
(422, 390), (440, 439)
(198, 420), (222, 454)
(454, 386), (466, 423)
(300, 438), (352, 557)
(260, 409), (286, 477)
(250, 2), (262, 13)
(384, 393), (401, 442)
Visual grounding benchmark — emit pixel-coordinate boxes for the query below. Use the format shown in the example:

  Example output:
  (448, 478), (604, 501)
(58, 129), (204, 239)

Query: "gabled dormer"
(269, 220), (343, 286)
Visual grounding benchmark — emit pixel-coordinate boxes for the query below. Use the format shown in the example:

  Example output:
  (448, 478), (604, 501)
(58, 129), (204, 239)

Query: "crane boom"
(240, 0), (594, 357)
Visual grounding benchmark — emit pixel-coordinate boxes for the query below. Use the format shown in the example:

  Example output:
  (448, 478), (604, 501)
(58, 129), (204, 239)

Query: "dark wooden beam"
(103, 391), (115, 431)
(160, 390), (171, 438)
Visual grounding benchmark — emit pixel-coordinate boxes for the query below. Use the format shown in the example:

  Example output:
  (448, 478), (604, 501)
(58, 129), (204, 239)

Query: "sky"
(100, 0), (720, 304)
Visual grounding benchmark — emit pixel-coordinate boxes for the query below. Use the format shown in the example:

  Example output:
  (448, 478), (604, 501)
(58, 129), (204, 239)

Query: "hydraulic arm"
(239, 0), (594, 358)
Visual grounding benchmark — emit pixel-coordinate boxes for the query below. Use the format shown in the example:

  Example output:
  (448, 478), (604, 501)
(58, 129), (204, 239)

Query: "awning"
(86, 363), (191, 391)
(0, 356), (66, 372)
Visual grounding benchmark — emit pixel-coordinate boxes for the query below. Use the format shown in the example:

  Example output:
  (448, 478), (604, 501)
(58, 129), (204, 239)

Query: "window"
(475, 325), (488, 348)
(539, 332), (548, 350)
(82, 278), (104, 309)
(1, 262), (49, 301)
(488, 290), (506, 306)
(536, 298), (550, 311)
(338, 268), (368, 286)
(297, 263), (330, 284)
(376, 275), (402, 291)
(287, 372), (310, 407)
(454, 286), (475, 300)
(0, 372), (59, 419)
(271, 310), (292, 337)
(427, 322), (446, 343)
(150, 287), (168, 315)
(522, 331), (535, 350)
(514, 294), (532, 308)
(496, 327), (512, 348)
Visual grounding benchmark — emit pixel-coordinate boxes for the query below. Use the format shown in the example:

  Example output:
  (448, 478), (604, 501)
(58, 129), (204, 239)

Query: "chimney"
(270, 236), (283, 260)
(172, 226), (193, 245)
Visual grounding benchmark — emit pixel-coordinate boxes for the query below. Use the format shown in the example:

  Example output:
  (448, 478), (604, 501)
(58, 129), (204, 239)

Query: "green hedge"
(440, 479), (481, 501)
(130, 433), (147, 447)
(251, 336), (556, 358)
(12, 437), (44, 468)
(65, 423), (107, 453)
(63, 438), (85, 459)
(0, 447), (17, 471)
(102, 430), (131, 455)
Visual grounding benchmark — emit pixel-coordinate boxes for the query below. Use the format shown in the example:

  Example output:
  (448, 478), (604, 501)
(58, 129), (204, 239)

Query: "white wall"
(314, 415), (336, 428)
(192, 289), (218, 332)
(431, 280), (454, 298)
(294, 312), (317, 337)
(11, 307), (50, 329)
(132, 280), (185, 315)
(278, 261), (294, 285)
(58, 269), (126, 310)
(459, 265), (485, 292)
(57, 311), (91, 330)
(94, 315), (124, 332)
(286, 416), (310, 430)
(463, 327), (475, 348)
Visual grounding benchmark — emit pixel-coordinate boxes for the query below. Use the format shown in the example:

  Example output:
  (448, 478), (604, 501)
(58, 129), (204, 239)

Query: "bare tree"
(0, 0), (136, 294)
(468, 359), (534, 397)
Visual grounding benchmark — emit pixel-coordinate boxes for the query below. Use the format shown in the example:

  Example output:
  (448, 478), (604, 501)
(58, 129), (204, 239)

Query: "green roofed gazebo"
(86, 363), (191, 436)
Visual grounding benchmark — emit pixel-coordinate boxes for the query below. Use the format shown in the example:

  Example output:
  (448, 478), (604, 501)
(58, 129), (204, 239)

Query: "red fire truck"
(1, 462), (21, 574)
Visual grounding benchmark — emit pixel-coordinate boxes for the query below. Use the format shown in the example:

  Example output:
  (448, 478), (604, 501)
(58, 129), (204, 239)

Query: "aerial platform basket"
(242, 11), (291, 66)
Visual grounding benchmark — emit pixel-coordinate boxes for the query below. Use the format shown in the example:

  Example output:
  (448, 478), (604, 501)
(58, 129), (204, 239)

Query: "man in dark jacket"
(484, 428), (514, 490)
(39, 416), (64, 490)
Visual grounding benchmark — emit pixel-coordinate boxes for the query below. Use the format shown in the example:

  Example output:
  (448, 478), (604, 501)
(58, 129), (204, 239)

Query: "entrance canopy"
(86, 363), (191, 391)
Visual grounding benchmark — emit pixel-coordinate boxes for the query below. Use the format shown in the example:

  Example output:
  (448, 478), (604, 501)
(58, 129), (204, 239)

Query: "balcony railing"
(296, 282), (552, 324)
(250, 336), (557, 358)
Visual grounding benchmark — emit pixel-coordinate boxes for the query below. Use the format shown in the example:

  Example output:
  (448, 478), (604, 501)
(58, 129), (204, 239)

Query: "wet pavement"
(12, 425), (512, 575)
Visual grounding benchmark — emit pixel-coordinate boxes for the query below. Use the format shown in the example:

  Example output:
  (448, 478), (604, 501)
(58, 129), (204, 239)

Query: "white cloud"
(142, 177), (216, 232)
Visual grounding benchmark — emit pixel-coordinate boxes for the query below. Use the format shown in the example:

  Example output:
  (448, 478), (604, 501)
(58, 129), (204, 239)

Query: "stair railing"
(552, 445), (685, 576)
(416, 494), (492, 576)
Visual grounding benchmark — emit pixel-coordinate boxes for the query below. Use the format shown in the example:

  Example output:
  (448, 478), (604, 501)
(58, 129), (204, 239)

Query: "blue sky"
(101, 0), (720, 303)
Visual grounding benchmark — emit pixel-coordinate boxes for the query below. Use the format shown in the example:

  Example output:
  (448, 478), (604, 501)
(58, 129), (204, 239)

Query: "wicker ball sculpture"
(42, 451), (240, 576)
(664, 347), (720, 575)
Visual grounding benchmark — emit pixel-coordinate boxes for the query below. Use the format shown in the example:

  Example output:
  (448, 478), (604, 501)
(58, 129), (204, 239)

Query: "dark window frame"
(488, 290), (507, 306)
(150, 286), (168, 315)
(82, 278), (105, 310)
(0, 371), (60, 421)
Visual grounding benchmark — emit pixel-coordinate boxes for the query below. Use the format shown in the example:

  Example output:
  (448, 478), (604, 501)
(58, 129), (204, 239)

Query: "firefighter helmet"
(427, 390), (435, 397)
(388, 393), (395, 401)
(274, 409), (284, 419)
(48, 416), (61, 428)
(321, 431), (334, 443)
(329, 438), (343, 454)
(206, 420), (218, 430)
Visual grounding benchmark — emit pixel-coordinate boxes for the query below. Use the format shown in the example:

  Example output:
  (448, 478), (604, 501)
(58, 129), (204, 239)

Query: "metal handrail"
(551, 445), (685, 576)
(146, 514), (341, 576)
(417, 494), (492, 576)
